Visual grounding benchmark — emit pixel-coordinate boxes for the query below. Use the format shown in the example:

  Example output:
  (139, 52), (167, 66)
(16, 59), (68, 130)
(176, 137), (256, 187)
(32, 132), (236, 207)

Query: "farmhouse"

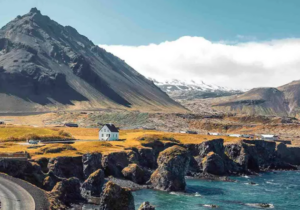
(99, 124), (119, 141)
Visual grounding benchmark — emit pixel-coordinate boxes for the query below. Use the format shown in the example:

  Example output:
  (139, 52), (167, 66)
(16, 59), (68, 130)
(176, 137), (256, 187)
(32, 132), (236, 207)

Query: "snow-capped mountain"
(149, 78), (244, 100)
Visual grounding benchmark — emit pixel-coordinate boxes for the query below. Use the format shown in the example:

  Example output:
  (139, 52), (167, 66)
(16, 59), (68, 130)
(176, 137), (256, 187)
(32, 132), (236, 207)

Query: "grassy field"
(0, 126), (243, 159)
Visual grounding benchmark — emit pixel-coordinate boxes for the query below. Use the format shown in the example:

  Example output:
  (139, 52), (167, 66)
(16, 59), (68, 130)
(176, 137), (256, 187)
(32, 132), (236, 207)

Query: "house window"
(107, 134), (109, 137)
(102, 134), (104, 137)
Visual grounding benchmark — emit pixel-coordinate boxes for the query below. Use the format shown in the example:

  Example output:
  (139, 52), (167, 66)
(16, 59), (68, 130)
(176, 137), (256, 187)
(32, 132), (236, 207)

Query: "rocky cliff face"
(150, 145), (190, 191)
(0, 8), (185, 112)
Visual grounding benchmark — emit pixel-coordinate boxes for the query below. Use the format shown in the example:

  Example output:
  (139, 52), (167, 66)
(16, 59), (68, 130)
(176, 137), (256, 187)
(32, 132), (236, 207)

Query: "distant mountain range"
(150, 78), (243, 100)
(0, 8), (185, 113)
(213, 80), (300, 117)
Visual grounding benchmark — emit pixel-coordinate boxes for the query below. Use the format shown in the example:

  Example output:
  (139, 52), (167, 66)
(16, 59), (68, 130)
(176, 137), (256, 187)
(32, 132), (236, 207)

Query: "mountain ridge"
(0, 8), (186, 113)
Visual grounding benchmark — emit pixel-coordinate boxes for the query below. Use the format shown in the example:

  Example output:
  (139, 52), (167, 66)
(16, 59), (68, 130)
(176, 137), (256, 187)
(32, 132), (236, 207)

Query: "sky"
(1, 0), (300, 89)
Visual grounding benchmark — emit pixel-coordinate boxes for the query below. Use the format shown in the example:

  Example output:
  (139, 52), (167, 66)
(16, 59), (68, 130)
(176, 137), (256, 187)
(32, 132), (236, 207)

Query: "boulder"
(138, 201), (155, 210)
(82, 153), (102, 179)
(202, 152), (225, 176)
(51, 177), (84, 205)
(81, 169), (105, 197)
(48, 156), (84, 180)
(150, 145), (190, 191)
(99, 181), (135, 210)
(122, 164), (150, 185)
(101, 150), (139, 177)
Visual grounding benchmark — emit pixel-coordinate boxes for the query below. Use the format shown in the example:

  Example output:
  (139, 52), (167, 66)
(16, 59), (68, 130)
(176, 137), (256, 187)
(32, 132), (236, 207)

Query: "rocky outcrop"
(122, 163), (150, 185)
(150, 145), (190, 191)
(276, 143), (300, 166)
(81, 169), (105, 197)
(0, 159), (46, 187)
(138, 201), (155, 210)
(43, 171), (62, 191)
(201, 152), (225, 176)
(185, 139), (224, 157)
(51, 177), (84, 205)
(48, 156), (84, 180)
(99, 181), (135, 210)
(82, 153), (102, 179)
(136, 148), (157, 169)
(101, 150), (139, 178)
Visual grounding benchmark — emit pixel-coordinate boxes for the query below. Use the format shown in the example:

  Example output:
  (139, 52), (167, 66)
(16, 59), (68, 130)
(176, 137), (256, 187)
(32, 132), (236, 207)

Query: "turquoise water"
(133, 171), (300, 210)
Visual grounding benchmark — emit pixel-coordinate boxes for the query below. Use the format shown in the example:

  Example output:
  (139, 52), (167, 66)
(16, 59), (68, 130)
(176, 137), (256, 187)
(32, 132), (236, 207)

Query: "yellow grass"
(0, 126), (242, 159)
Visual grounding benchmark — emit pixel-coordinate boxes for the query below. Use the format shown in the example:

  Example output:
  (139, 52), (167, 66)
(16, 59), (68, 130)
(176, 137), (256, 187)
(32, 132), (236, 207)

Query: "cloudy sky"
(100, 37), (300, 89)
(1, 0), (300, 89)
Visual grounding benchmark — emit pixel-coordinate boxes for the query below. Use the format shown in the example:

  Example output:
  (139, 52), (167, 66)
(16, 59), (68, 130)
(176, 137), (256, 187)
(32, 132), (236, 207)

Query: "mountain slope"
(0, 8), (185, 113)
(151, 79), (243, 100)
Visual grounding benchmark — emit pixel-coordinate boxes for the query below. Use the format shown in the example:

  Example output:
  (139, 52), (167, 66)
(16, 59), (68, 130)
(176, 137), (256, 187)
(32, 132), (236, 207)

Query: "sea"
(133, 171), (300, 210)
(82, 171), (300, 210)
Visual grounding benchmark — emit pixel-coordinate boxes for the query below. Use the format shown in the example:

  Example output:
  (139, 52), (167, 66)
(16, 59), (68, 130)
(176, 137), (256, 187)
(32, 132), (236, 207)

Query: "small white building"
(228, 134), (242, 137)
(99, 124), (119, 141)
(261, 134), (279, 140)
(208, 132), (220, 136)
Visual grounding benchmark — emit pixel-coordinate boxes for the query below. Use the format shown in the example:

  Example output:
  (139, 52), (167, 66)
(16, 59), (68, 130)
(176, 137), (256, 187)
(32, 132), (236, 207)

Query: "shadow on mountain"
(0, 73), (88, 106)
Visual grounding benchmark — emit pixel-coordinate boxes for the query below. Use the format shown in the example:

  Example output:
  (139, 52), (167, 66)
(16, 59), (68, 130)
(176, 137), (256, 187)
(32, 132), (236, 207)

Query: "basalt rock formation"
(138, 201), (156, 210)
(82, 153), (102, 179)
(81, 169), (105, 197)
(99, 181), (135, 210)
(150, 145), (190, 191)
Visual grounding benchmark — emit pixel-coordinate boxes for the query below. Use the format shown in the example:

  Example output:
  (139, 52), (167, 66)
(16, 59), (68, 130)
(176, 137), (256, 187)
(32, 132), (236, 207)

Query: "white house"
(99, 124), (119, 141)
(228, 134), (242, 137)
(208, 132), (220, 136)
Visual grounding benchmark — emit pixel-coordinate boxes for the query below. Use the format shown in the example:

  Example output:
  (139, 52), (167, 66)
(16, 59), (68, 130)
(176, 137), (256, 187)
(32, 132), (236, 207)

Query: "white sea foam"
(195, 192), (202, 197)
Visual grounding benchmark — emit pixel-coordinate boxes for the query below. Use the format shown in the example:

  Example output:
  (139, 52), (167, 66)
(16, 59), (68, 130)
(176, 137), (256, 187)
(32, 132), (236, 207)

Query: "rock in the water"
(122, 163), (150, 185)
(82, 153), (102, 179)
(81, 169), (105, 197)
(99, 181), (135, 210)
(202, 152), (225, 176)
(150, 145), (190, 191)
(138, 201), (155, 210)
(51, 177), (84, 205)
(48, 156), (84, 180)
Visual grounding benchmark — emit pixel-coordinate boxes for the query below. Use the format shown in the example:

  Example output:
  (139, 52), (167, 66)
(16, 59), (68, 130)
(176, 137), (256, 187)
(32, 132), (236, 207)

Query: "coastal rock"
(101, 150), (139, 178)
(138, 201), (155, 210)
(150, 145), (190, 191)
(82, 153), (102, 179)
(136, 147), (157, 169)
(48, 156), (84, 180)
(276, 143), (300, 165)
(141, 140), (165, 158)
(43, 171), (62, 191)
(186, 139), (224, 157)
(0, 159), (45, 187)
(99, 181), (135, 210)
(202, 152), (225, 176)
(51, 177), (84, 205)
(122, 163), (149, 185)
(35, 157), (50, 173)
(81, 169), (105, 197)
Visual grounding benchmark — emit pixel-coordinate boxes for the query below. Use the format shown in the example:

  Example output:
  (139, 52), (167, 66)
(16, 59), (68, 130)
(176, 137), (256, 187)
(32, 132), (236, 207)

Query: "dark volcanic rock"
(101, 150), (139, 178)
(99, 181), (135, 210)
(138, 201), (156, 210)
(82, 153), (102, 179)
(276, 143), (300, 165)
(0, 159), (45, 187)
(122, 163), (150, 185)
(43, 171), (62, 191)
(48, 156), (84, 180)
(81, 169), (105, 197)
(51, 177), (84, 205)
(150, 145), (190, 191)
(185, 139), (225, 157)
(202, 152), (225, 176)
(136, 147), (157, 169)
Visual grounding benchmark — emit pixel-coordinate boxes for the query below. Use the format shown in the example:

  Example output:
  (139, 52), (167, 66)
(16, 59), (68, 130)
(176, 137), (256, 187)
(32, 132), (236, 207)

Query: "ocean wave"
(195, 192), (202, 197)
(169, 192), (180, 196)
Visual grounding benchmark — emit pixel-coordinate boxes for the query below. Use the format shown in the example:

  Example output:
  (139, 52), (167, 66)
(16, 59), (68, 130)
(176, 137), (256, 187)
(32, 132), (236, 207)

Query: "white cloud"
(99, 36), (300, 89)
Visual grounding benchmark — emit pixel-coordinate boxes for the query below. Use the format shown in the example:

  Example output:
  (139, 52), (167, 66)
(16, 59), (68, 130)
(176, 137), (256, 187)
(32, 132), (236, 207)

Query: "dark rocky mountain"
(0, 8), (185, 112)
(213, 81), (300, 116)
